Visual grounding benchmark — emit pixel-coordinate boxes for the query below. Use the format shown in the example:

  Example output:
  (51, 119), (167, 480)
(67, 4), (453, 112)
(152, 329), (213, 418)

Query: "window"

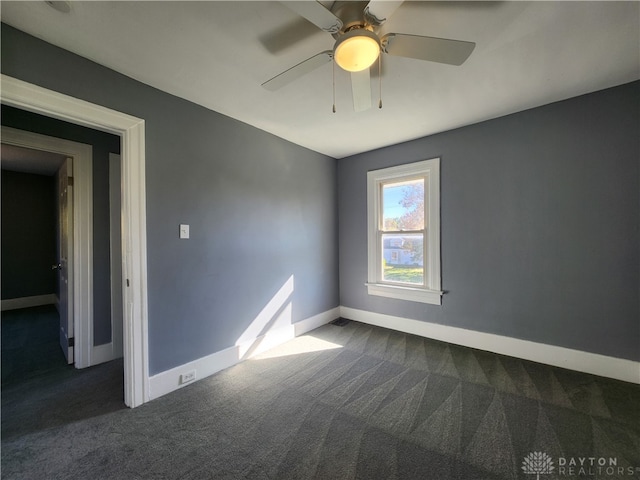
(366, 158), (442, 305)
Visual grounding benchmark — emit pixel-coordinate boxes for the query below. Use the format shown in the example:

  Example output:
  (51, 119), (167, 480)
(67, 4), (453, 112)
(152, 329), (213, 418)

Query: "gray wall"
(1, 24), (339, 374)
(1, 170), (56, 299)
(339, 81), (639, 361)
(5, 22), (634, 372)
(1, 106), (121, 346)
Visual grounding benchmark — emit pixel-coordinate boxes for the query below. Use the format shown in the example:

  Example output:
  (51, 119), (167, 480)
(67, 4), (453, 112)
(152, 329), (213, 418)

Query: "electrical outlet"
(180, 370), (196, 384)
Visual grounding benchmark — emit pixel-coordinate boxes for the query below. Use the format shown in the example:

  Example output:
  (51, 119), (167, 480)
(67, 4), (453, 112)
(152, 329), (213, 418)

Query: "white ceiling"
(1, 1), (638, 159)
(1, 143), (66, 175)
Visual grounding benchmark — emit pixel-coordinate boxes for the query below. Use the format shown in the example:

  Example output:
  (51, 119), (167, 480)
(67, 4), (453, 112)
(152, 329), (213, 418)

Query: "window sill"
(366, 283), (443, 305)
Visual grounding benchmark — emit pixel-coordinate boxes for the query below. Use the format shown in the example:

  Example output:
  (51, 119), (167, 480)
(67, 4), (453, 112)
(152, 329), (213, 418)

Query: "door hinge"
(67, 176), (74, 186)
(68, 337), (75, 348)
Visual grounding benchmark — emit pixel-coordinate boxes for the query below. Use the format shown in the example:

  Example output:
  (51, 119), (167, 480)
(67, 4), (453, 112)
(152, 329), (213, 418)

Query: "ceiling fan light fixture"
(333, 29), (380, 72)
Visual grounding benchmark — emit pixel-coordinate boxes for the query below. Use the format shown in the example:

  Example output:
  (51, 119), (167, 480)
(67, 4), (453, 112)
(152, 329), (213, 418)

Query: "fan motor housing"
(330, 1), (371, 36)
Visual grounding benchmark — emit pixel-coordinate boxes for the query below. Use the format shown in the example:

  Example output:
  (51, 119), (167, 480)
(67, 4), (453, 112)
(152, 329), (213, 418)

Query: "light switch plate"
(179, 224), (189, 239)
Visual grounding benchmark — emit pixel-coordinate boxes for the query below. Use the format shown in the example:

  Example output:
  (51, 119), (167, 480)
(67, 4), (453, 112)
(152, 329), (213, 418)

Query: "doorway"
(1, 127), (125, 368)
(1, 74), (149, 408)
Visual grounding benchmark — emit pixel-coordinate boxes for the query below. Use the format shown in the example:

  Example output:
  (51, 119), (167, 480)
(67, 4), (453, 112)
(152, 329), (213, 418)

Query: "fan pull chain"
(332, 58), (337, 113)
(378, 53), (383, 109)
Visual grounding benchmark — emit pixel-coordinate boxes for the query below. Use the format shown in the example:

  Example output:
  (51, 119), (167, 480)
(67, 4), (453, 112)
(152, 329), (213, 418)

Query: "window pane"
(381, 233), (424, 285)
(382, 179), (424, 231)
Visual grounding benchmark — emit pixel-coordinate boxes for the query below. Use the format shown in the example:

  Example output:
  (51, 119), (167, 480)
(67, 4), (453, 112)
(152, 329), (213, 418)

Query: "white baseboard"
(340, 306), (640, 384)
(91, 342), (123, 367)
(148, 307), (339, 401)
(148, 304), (638, 402)
(1, 294), (56, 311)
(294, 307), (340, 336)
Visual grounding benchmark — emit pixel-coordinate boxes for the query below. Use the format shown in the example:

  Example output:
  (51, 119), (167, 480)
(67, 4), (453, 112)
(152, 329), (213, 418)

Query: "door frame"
(2, 126), (92, 368)
(106, 153), (124, 361)
(1, 74), (149, 408)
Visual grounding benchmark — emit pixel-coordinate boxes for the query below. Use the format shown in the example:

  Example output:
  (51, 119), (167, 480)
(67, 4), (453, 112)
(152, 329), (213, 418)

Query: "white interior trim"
(366, 158), (441, 305)
(1, 74), (150, 408)
(365, 283), (443, 305)
(294, 307), (340, 336)
(106, 153), (124, 362)
(1, 126), (93, 368)
(148, 307), (339, 401)
(340, 306), (640, 384)
(91, 342), (119, 366)
(1, 294), (57, 311)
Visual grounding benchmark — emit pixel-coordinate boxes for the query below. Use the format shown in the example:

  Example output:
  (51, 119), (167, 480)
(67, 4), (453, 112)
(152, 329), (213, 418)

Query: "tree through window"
(382, 179), (425, 285)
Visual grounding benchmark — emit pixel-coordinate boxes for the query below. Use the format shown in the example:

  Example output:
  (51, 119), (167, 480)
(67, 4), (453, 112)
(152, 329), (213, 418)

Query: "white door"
(57, 158), (74, 364)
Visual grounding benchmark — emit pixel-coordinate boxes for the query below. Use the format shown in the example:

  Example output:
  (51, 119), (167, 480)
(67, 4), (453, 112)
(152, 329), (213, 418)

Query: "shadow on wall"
(236, 274), (343, 361)
(236, 275), (295, 360)
(235, 275), (342, 361)
(149, 274), (341, 400)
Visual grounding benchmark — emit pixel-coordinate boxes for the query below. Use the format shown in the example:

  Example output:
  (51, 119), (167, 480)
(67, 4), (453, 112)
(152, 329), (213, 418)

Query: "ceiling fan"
(262, 1), (476, 112)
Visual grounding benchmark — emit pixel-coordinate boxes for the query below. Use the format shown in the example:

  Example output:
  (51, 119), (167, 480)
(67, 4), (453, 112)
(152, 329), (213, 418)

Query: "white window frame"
(366, 158), (442, 305)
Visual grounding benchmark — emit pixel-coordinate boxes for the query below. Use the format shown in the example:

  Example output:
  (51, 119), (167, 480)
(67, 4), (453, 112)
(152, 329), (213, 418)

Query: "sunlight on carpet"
(251, 334), (342, 360)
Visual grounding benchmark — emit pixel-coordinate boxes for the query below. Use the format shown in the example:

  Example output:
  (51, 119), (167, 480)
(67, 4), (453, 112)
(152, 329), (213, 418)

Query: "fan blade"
(364, 1), (403, 26)
(259, 18), (322, 54)
(262, 51), (332, 91)
(351, 69), (372, 112)
(381, 33), (475, 66)
(282, 1), (343, 34)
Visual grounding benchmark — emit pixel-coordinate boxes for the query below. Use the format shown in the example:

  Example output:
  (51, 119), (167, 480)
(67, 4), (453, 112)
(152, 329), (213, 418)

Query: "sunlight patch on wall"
(236, 275), (295, 359)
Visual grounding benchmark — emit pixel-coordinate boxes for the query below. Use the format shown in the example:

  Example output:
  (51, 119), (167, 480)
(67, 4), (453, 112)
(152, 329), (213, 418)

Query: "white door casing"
(110, 154), (124, 359)
(1, 74), (149, 408)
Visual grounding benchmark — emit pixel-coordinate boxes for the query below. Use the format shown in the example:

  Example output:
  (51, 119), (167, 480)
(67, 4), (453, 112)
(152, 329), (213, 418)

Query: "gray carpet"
(2, 307), (639, 479)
